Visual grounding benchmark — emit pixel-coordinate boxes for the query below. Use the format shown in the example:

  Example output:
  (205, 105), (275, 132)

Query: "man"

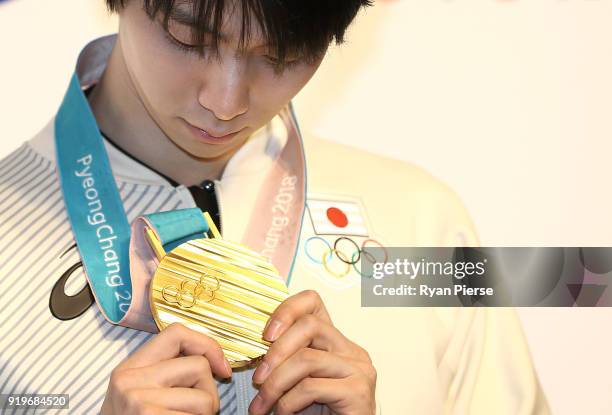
(0, 0), (550, 413)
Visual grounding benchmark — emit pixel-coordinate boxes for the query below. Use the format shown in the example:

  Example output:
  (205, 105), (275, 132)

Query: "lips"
(194, 126), (236, 139)
(183, 119), (243, 145)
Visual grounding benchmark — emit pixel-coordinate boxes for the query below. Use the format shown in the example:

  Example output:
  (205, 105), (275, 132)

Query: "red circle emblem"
(326, 207), (348, 228)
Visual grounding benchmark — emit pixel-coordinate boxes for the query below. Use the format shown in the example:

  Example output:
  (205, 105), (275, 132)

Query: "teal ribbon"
(55, 73), (133, 323)
(146, 208), (210, 252)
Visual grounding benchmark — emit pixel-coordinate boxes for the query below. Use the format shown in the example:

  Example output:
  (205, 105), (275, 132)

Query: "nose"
(197, 54), (249, 121)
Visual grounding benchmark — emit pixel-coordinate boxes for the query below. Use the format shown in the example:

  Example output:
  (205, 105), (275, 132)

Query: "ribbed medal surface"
(149, 238), (289, 368)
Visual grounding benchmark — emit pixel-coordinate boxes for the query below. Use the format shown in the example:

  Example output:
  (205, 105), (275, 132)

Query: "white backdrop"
(1, 0), (612, 413)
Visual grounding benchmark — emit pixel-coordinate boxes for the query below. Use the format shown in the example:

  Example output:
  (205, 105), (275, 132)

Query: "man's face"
(118, 0), (325, 159)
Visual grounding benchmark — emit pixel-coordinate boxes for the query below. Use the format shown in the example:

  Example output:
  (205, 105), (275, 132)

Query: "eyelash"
(264, 56), (301, 72)
(164, 30), (204, 56)
(163, 27), (301, 72)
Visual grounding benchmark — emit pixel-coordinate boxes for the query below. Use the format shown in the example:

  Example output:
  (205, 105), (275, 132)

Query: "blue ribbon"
(146, 208), (210, 252)
(55, 73), (133, 323)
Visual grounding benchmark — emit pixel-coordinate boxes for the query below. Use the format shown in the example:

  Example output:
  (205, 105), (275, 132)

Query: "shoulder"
(0, 118), (58, 205)
(303, 133), (460, 196)
(0, 118), (56, 169)
(302, 133), (480, 246)
(0, 119), (56, 180)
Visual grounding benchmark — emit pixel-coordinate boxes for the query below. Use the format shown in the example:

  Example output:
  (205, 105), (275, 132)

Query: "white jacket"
(0, 35), (550, 414)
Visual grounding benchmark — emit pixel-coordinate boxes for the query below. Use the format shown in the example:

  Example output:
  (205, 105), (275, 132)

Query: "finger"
(252, 377), (349, 415)
(108, 357), (220, 412)
(276, 377), (375, 415)
(117, 322), (231, 378)
(121, 355), (219, 396)
(263, 290), (332, 342)
(130, 403), (193, 415)
(253, 315), (352, 384)
(250, 349), (356, 415)
(126, 387), (219, 415)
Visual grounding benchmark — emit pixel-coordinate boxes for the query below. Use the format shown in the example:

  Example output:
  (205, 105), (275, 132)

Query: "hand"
(249, 290), (377, 415)
(101, 322), (232, 415)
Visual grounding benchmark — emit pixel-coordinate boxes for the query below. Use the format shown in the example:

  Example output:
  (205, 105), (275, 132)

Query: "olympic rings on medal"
(304, 235), (388, 279)
(162, 272), (220, 309)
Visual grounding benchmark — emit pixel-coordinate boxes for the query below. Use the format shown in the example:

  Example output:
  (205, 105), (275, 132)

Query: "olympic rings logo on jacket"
(303, 236), (388, 278)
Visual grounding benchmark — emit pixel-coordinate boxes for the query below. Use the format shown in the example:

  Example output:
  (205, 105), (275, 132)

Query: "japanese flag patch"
(298, 194), (385, 290)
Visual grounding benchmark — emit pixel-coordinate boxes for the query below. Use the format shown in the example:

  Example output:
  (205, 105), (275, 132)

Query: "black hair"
(106, 0), (372, 69)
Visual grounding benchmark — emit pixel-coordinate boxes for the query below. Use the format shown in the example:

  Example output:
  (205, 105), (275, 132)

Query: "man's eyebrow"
(167, 6), (272, 49)
(168, 7), (227, 41)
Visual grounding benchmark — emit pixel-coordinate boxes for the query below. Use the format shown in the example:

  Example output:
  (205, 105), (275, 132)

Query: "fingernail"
(265, 319), (282, 341)
(224, 360), (232, 377)
(249, 393), (264, 414)
(253, 360), (270, 384)
(263, 317), (272, 332)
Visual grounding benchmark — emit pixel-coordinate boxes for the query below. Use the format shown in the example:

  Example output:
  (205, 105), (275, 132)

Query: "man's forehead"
(169, 0), (268, 48)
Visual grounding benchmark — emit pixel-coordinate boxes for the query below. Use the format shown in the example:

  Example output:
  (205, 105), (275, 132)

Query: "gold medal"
(145, 212), (289, 368)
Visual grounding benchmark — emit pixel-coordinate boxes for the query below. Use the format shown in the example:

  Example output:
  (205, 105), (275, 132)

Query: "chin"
(181, 139), (237, 160)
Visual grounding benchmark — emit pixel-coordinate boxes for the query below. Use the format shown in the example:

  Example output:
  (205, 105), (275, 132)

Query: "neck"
(88, 38), (233, 187)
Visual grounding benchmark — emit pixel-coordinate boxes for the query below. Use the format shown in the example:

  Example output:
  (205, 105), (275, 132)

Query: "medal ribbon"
(55, 73), (132, 324)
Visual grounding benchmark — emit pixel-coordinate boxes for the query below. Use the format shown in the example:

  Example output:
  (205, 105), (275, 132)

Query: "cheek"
(121, 17), (196, 119)
(250, 64), (321, 120)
